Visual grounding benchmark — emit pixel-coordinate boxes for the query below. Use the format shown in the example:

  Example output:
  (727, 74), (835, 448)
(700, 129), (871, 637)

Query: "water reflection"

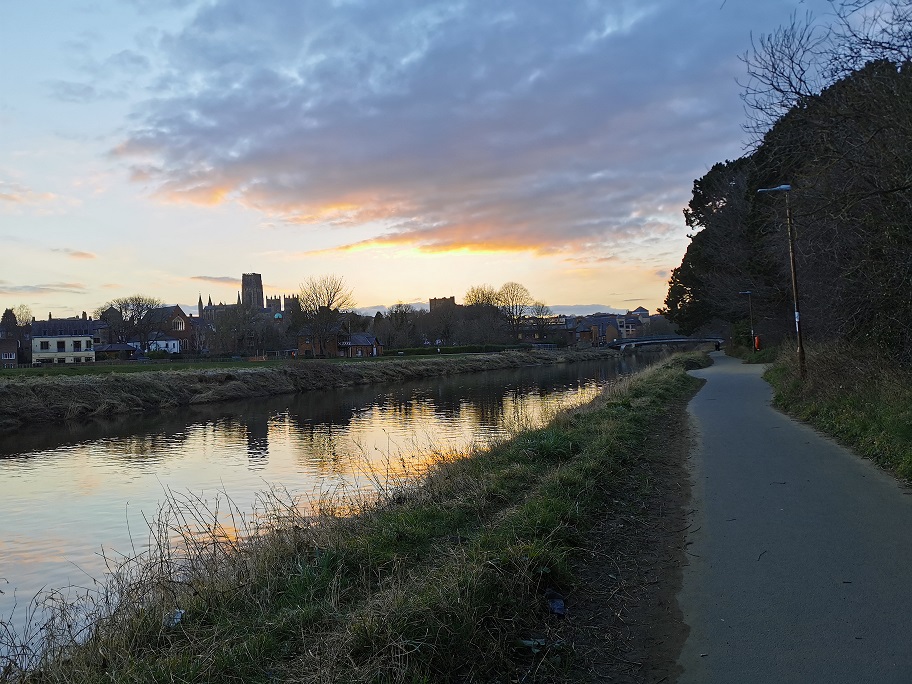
(0, 355), (647, 635)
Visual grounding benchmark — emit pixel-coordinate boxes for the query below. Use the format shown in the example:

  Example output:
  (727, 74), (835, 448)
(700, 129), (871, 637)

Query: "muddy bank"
(0, 349), (628, 433)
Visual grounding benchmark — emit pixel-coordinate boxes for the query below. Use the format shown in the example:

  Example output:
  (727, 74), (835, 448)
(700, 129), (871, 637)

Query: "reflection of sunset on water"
(0, 357), (644, 635)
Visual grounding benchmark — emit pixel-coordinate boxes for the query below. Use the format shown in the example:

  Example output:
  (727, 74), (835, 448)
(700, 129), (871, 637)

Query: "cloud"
(0, 281), (87, 296)
(45, 80), (104, 103)
(51, 248), (97, 259)
(112, 0), (808, 259)
(0, 181), (57, 206)
(191, 275), (241, 285)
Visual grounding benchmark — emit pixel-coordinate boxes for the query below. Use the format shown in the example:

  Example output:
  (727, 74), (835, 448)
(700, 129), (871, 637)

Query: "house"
(146, 306), (194, 352)
(0, 338), (18, 368)
(618, 316), (644, 339)
(94, 343), (139, 360)
(339, 333), (383, 358)
(297, 328), (383, 359)
(129, 331), (182, 354)
(297, 330), (340, 358)
(31, 315), (96, 364)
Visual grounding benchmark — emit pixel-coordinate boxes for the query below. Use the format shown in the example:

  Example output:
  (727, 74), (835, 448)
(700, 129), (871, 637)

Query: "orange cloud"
(51, 248), (97, 259)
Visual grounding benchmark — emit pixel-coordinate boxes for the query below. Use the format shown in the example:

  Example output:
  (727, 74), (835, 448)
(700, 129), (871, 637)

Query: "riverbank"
(0, 348), (631, 434)
(2, 353), (707, 683)
(765, 341), (912, 478)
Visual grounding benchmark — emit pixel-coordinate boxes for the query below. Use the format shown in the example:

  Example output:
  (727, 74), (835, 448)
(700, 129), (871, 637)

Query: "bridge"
(605, 335), (723, 350)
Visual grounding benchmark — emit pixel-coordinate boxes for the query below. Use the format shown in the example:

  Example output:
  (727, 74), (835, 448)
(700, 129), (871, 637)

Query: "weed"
(766, 341), (912, 477)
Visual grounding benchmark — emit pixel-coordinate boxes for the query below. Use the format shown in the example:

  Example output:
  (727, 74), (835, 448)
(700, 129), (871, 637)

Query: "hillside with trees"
(661, 0), (912, 362)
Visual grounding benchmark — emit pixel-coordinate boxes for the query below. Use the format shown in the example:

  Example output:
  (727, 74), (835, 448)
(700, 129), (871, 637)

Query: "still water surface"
(0, 357), (644, 627)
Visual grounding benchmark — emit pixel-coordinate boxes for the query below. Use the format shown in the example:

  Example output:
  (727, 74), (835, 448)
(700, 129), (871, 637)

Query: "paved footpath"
(677, 352), (912, 683)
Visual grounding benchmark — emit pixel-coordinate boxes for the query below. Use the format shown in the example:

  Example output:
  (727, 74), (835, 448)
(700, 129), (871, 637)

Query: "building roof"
(95, 343), (137, 353)
(349, 333), (380, 346)
(31, 319), (94, 337)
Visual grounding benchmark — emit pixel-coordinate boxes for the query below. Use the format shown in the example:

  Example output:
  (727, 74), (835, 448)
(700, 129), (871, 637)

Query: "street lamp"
(757, 184), (806, 378)
(739, 290), (754, 352)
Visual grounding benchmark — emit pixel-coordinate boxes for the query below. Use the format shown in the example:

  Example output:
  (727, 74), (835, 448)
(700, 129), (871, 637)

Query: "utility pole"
(757, 185), (806, 378)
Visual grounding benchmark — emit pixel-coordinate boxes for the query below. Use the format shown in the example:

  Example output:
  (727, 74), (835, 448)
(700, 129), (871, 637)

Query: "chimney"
(49, 312), (52, 320)
(82, 311), (87, 320)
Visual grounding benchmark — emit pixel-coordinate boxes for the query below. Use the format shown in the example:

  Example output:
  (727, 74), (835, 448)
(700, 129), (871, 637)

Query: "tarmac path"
(676, 352), (912, 683)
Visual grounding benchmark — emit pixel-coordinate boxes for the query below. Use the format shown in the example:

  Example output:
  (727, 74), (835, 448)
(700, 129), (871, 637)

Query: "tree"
(530, 301), (553, 340)
(298, 275), (356, 357)
(463, 284), (502, 345)
(95, 295), (164, 351)
(12, 304), (33, 327)
(0, 309), (16, 334)
(425, 298), (459, 346)
(463, 284), (499, 307)
(385, 302), (418, 349)
(497, 282), (533, 341)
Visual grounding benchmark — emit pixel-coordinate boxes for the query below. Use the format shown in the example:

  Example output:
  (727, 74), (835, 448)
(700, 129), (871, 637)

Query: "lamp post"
(757, 184), (806, 378)
(739, 290), (754, 352)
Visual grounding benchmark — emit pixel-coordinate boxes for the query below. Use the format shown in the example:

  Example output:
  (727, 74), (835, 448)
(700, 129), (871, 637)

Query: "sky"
(0, 0), (832, 319)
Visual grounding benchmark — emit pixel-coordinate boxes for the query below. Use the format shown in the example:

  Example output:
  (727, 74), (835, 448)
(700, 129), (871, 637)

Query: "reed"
(0, 353), (706, 683)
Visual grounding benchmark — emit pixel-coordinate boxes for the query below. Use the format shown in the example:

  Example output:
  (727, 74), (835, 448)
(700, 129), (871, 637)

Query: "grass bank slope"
(3, 353), (708, 684)
(0, 349), (623, 434)
(765, 342), (912, 478)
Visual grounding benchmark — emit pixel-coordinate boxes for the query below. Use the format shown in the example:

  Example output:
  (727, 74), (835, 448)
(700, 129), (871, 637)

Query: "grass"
(727, 343), (781, 364)
(765, 341), (912, 478)
(0, 360), (262, 377)
(0, 348), (636, 434)
(0, 353), (708, 683)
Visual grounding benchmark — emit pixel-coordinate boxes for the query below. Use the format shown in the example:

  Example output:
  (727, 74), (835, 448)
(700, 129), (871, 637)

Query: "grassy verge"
(0, 348), (631, 433)
(2, 353), (708, 683)
(765, 341), (912, 478)
(727, 343), (781, 364)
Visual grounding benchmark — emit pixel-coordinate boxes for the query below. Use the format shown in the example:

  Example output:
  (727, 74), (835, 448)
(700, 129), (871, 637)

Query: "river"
(0, 356), (645, 638)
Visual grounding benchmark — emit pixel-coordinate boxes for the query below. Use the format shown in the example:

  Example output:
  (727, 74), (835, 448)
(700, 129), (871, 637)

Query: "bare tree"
(530, 301), (553, 340)
(463, 284), (502, 345)
(12, 304), (33, 326)
(95, 295), (164, 351)
(463, 284), (499, 307)
(385, 302), (418, 348)
(497, 282), (533, 341)
(298, 275), (356, 357)
(741, 1), (912, 140)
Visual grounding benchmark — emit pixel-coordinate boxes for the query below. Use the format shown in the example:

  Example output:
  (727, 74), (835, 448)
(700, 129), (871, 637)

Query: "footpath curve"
(677, 352), (912, 683)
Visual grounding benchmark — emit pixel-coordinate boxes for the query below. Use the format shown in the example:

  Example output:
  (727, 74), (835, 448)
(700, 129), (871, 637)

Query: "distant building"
(242, 273), (265, 310)
(0, 338), (18, 368)
(146, 305), (194, 352)
(429, 296), (458, 313)
(31, 315), (96, 364)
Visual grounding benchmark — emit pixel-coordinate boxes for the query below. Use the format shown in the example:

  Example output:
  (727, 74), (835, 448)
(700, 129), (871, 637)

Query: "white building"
(31, 316), (96, 364)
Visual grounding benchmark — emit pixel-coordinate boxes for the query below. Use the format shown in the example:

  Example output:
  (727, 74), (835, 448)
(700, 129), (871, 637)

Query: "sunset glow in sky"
(1, 0), (829, 317)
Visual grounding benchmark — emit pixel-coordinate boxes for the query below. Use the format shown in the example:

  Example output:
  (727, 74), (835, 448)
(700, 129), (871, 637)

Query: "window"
(73, 341), (82, 352)
(57, 341), (66, 351)
(40, 341), (49, 350)
(1, 352), (14, 360)
(86, 341), (93, 350)
(172, 318), (185, 331)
